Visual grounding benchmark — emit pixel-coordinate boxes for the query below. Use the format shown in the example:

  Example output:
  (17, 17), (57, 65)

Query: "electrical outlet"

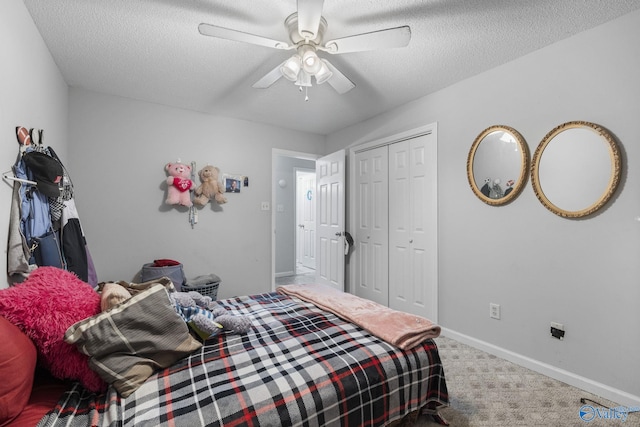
(550, 322), (564, 331)
(550, 321), (565, 340)
(261, 201), (270, 211)
(489, 303), (500, 320)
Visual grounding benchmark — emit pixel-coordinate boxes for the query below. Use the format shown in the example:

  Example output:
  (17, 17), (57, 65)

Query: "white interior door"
(354, 146), (389, 305)
(388, 134), (438, 319)
(296, 170), (316, 270)
(316, 149), (346, 291)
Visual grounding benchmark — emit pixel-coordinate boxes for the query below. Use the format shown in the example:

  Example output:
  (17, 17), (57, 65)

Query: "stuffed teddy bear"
(165, 162), (194, 207)
(193, 165), (227, 206)
(100, 282), (132, 312)
(169, 291), (252, 339)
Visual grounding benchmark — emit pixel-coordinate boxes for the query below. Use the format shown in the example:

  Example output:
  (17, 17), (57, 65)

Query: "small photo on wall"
(225, 177), (241, 193)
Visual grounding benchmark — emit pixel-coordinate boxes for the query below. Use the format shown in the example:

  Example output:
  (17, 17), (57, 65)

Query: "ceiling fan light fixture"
(295, 70), (312, 87)
(299, 45), (321, 75)
(324, 42), (338, 53)
(201, 5), (413, 96)
(314, 59), (333, 84)
(280, 54), (301, 81)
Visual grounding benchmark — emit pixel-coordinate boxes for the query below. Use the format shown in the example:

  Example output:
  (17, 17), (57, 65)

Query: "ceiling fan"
(198, 0), (411, 96)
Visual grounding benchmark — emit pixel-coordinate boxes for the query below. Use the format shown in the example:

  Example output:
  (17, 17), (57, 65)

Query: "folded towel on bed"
(277, 283), (440, 349)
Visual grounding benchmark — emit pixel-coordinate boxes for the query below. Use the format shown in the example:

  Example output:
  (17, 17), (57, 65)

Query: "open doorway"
(295, 169), (316, 273)
(272, 150), (317, 288)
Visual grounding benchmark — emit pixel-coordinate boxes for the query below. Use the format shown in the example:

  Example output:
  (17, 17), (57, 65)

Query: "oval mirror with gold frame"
(531, 121), (621, 218)
(467, 125), (529, 206)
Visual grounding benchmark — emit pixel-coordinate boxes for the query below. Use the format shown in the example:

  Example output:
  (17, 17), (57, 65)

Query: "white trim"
(272, 148), (319, 161)
(275, 271), (295, 278)
(441, 327), (640, 408)
(350, 124), (435, 154)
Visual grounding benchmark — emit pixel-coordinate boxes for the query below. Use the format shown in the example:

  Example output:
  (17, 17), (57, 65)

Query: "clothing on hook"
(8, 126), (95, 285)
(2, 171), (37, 186)
(22, 151), (63, 198)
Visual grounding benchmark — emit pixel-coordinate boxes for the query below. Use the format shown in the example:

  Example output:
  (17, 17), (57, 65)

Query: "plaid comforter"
(38, 292), (449, 427)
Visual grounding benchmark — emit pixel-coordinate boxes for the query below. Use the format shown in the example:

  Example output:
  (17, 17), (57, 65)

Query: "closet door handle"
(409, 239), (413, 243)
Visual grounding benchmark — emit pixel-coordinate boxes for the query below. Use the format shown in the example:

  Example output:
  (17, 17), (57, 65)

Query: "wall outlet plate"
(550, 321), (565, 339)
(550, 321), (564, 331)
(490, 303), (501, 319)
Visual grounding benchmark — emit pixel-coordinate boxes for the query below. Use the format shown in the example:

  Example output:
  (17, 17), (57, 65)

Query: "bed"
(37, 286), (449, 426)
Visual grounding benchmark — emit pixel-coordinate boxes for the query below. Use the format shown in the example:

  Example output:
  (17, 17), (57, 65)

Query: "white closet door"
(388, 134), (438, 319)
(354, 146), (389, 305)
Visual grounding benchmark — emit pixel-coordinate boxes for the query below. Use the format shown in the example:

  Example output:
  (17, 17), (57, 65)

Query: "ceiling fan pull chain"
(305, 86), (309, 102)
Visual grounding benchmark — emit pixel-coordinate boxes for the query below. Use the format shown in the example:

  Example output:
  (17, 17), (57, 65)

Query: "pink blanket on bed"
(277, 283), (440, 350)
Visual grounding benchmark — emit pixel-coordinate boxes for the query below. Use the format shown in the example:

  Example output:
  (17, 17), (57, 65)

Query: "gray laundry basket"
(182, 273), (221, 299)
(140, 262), (187, 291)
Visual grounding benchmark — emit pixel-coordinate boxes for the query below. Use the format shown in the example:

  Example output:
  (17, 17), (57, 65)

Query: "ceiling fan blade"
(323, 60), (355, 94)
(198, 23), (291, 50)
(323, 26), (411, 54)
(296, 0), (324, 40)
(252, 62), (285, 89)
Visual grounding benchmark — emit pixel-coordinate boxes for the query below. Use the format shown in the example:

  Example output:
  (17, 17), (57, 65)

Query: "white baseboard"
(440, 327), (640, 408)
(275, 271), (295, 278)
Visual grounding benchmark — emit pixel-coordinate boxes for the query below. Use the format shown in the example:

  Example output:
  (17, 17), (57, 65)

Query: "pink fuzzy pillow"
(0, 267), (106, 392)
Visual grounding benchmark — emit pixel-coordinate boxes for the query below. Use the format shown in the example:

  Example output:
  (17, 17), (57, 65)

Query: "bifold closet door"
(388, 135), (437, 318)
(354, 146), (389, 306)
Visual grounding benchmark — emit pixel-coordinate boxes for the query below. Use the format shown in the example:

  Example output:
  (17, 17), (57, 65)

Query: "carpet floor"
(413, 336), (638, 427)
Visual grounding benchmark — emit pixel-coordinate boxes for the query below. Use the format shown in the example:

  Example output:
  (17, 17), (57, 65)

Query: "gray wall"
(328, 10), (640, 403)
(66, 89), (324, 298)
(1, 0), (69, 286)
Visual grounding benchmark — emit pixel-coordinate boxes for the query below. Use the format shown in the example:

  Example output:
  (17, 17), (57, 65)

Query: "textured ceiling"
(23, 0), (640, 135)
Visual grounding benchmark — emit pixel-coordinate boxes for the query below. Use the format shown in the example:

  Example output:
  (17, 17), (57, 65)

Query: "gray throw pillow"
(65, 284), (202, 397)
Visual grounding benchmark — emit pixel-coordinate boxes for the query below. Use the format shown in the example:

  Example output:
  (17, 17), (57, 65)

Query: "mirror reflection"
(467, 125), (529, 206)
(531, 121), (621, 218)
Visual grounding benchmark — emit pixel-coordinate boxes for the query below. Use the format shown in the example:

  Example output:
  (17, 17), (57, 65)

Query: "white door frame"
(347, 123), (438, 320)
(271, 149), (319, 291)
